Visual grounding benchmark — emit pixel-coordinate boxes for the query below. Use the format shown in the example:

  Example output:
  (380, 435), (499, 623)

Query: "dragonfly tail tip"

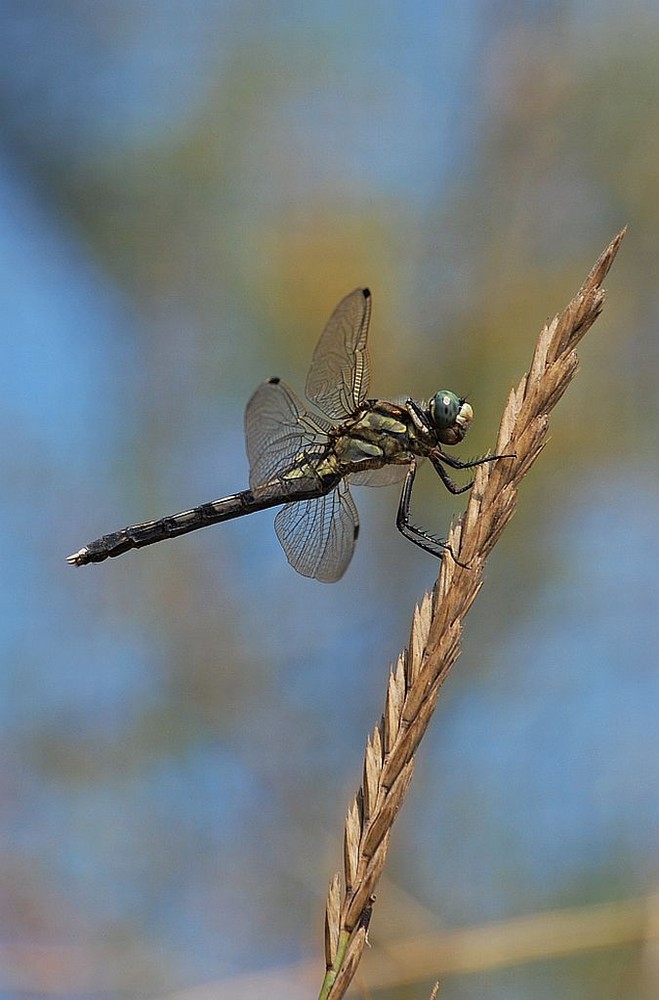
(66, 547), (89, 567)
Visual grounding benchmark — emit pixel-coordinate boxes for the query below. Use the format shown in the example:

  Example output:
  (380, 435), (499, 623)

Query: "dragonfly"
(67, 288), (508, 582)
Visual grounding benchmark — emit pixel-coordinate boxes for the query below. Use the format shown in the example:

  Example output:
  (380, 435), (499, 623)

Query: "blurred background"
(1, 2), (658, 998)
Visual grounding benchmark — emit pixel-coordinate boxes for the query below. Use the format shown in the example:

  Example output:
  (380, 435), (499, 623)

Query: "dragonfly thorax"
(333, 401), (414, 471)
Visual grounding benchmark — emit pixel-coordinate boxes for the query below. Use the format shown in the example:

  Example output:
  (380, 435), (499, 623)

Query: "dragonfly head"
(429, 390), (473, 445)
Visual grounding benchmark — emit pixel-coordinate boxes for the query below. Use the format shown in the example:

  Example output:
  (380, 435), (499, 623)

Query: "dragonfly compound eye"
(429, 390), (461, 430)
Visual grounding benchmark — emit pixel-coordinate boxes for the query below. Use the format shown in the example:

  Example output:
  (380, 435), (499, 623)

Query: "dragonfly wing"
(245, 378), (333, 492)
(349, 464), (410, 487)
(274, 480), (359, 583)
(305, 288), (371, 420)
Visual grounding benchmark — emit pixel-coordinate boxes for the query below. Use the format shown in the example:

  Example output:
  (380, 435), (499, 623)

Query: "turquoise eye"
(429, 390), (460, 430)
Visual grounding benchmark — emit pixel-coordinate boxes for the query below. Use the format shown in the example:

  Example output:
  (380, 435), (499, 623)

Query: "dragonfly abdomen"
(67, 491), (258, 565)
(66, 479), (337, 567)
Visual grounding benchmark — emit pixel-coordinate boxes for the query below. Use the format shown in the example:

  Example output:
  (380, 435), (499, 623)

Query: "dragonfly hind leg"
(395, 461), (465, 567)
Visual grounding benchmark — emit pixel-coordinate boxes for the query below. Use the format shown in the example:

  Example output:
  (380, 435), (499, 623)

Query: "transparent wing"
(245, 378), (333, 492)
(305, 288), (371, 420)
(349, 464), (410, 487)
(274, 480), (359, 583)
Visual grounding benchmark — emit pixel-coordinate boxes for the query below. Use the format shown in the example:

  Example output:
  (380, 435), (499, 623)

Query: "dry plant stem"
(319, 229), (626, 1000)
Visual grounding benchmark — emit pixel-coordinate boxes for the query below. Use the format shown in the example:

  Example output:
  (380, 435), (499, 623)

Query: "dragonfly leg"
(429, 452), (473, 495)
(432, 448), (515, 472)
(396, 461), (465, 566)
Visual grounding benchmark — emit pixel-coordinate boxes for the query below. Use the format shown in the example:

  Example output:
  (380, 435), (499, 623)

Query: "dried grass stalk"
(318, 230), (626, 1000)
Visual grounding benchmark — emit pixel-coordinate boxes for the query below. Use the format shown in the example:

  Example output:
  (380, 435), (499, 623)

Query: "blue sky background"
(1, 3), (658, 998)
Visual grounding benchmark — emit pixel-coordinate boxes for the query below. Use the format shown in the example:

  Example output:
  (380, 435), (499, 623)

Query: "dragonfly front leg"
(429, 452), (474, 495)
(429, 447), (515, 495)
(396, 460), (463, 564)
(432, 448), (515, 472)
